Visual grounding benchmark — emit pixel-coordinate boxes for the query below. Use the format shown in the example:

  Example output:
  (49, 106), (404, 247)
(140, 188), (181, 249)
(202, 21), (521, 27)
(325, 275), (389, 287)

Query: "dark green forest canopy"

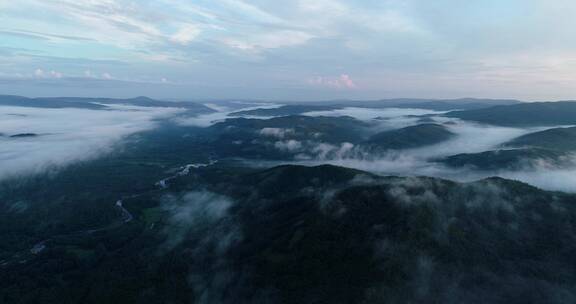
(3, 161), (576, 304)
(446, 101), (576, 126)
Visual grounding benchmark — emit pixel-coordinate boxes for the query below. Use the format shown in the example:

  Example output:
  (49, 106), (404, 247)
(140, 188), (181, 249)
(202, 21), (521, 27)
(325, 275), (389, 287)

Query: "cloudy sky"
(1, 0), (576, 100)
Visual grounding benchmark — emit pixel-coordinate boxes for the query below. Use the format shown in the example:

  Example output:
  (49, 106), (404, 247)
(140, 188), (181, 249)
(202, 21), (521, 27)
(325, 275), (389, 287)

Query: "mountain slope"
(205, 115), (370, 159)
(0, 95), (214, 113)
(504, 126), (576, 151)
(363, 123), (455, 150)
(438, 148), (575, 170)
(0, 94), (106, 109)
(4, 163), (576, 303)
(230, 105), (341, 117)
(446, 101), (576, 126)
(294, 98), (521, 111)
(158, 164), (576, 303)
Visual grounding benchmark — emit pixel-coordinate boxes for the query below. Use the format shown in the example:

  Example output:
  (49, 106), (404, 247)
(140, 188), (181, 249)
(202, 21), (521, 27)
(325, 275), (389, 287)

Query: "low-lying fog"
(299, 107), (576, 192)
(3, 101), (576, 193)
(176, 102), (282, 127)
(0, 104), (182, 180)
(191, 105), (576, 193)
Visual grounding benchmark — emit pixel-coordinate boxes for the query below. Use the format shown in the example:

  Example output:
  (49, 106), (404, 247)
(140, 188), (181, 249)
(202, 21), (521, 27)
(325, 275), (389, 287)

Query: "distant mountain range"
(229, 98), (522, 117)
(446, 101), (576, 126)
(438, 148), (576, 171)
(334, 97), (521, 110)
(230, 104), (340, 117)
(0, 95), (214, 113)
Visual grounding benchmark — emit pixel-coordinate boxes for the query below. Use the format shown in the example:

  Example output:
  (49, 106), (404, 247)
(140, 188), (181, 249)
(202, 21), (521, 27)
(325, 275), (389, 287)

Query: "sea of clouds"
(174, 103), (576, 192)
(3, 101), (576, 192)
(296, 107), (576, 192)
(0, 104), (182, 180)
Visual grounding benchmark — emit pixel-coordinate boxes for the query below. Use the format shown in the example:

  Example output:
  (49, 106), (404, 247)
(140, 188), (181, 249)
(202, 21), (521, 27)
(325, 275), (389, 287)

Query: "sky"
(2, 0), (576, 100)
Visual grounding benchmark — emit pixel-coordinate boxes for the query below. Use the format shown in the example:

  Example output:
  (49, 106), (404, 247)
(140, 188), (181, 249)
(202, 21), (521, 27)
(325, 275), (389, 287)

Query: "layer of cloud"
(0, 104), (182, 181)
(175, 102), (282, 127)
(303, 107), (443, 123)
(259, 127), (295, 139)
(239, 106), (576, 192)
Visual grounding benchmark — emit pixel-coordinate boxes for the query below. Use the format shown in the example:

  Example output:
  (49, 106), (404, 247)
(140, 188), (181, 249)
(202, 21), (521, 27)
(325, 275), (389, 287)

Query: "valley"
(2, 96), (576, 303)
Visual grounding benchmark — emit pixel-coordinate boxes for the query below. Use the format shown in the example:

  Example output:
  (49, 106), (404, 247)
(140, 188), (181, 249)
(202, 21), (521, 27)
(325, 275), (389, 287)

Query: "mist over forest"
(4, 1), (576, 303)
(3, 95), (576, 303)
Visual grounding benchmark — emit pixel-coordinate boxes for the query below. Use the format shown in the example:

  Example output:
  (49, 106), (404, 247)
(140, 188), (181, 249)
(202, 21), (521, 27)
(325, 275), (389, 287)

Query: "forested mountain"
(3, 96), (576, 304)
(3, 164), (576, 303)
(446, 101), (576, 126)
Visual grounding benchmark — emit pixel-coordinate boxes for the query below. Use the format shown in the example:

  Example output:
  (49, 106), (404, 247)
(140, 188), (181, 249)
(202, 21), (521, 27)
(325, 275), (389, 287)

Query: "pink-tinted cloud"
(308, 74), (357, 89)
